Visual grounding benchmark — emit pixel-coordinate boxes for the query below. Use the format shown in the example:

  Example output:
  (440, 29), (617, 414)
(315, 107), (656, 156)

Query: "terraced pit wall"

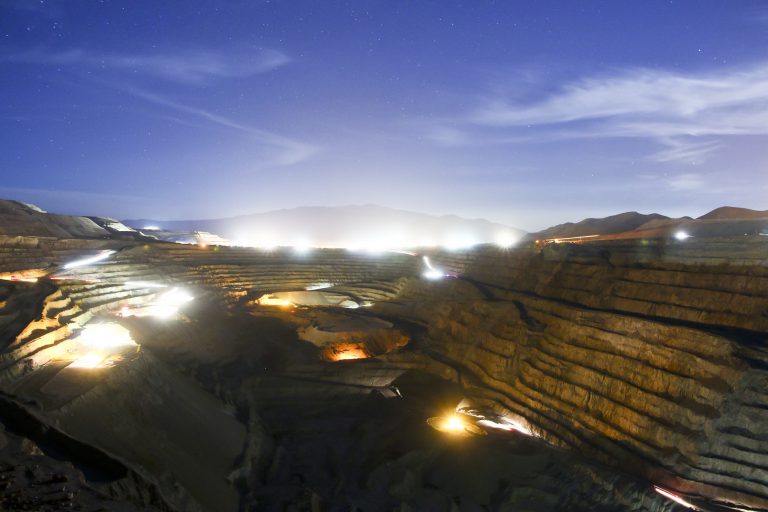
(2, 234), (768, 509)
(405, 238), (768, 509)
(0, 236), (420, 371)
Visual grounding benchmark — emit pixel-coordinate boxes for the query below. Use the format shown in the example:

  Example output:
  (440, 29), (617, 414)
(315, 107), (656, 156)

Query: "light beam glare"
(422, 256), (445, 280)
(63, 250), (115, 270)
(653, 486), (698, 510)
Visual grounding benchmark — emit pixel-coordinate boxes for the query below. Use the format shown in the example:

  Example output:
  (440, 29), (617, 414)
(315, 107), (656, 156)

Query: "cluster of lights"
(541, 234), (600, 244)
(231, 231), (520, 253)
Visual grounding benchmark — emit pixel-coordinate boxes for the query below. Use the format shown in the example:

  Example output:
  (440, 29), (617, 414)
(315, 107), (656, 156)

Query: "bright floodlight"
(77, 323), (135, 349)
(245, 236), (277, 251)
(69, 353), (105, 369)
(118, 288), (194, 318)
(150, 288), (194, 318)
(422, 256), (445, 280)
(445, 415), (465, 432)
(63, 250), (115, 270)
(292, 239), (312, 255)
(674, 230), (691, 241)
(442, 234), (478, 251)
(495, 233), (517, 249)
(426, 413), (486, 437)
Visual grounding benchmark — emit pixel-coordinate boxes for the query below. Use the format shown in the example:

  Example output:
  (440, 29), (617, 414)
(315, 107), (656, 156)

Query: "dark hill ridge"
(125, 204), (524, 247)
(533, 211), (671, 239)
(698, 206), (768, 220)
(534, 206), (767, 239)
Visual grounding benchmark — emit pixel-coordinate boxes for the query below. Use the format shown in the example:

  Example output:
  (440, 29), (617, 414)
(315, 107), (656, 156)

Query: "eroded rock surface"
(0, 230), (764, 511)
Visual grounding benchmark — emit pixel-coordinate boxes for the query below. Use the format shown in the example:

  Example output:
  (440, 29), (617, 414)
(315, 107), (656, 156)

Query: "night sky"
(2, 0), (767, 230)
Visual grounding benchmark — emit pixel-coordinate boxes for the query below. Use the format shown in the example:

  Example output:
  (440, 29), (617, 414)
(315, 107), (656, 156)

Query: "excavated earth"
(0, 227), (766, 511)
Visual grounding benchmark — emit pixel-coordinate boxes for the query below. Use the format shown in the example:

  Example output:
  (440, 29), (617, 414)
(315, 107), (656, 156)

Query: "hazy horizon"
(3, 1), (768, 229)
(6, 196), (761, 234)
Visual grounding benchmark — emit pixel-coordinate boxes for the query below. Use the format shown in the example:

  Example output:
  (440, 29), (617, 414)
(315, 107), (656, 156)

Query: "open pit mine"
(0, 199), (766, 511)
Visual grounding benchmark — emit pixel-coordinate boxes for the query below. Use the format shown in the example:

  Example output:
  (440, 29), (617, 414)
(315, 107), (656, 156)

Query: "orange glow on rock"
(323, 343), (369, 361)
(426, 413), (486, 437)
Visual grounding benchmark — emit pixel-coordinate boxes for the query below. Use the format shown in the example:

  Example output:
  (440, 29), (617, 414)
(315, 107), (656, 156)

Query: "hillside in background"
(533, 206), (768, 240)
(697, 206), (768, 220)
(125, 204), (524, 248)
(532, 211), (673, 239)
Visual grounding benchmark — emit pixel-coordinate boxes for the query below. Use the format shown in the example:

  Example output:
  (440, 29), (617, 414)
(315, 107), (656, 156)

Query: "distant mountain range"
(124, 204), (524, 248)
(0, 198), (764, 246)
(698, 206), (768, 220)
(531, 206), (768, 240)
(533, 211), (673, 239)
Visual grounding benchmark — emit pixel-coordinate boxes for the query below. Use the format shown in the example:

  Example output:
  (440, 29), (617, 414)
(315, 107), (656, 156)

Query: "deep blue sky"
(2, 0), (767, 229)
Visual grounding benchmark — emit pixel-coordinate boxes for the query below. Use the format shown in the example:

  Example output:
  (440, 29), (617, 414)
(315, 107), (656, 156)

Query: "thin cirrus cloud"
(4, 47), (290, 83)
(648, 138), (723, 164)
(1, 44), (314, 167)
(121, 85), (319, 167)
(666, 173), (706, 191)
(432, 61), (768, 163)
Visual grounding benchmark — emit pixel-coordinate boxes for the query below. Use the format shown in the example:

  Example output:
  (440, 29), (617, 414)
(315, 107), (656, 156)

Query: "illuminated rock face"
(0, 199), (111, 238)
(382, 239), (768, 509)
(0, 232), (767, 510)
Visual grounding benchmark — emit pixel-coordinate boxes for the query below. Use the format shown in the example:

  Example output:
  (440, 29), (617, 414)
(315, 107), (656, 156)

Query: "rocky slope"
(402, 238), (768, 510)
(0, 213), (765, 510)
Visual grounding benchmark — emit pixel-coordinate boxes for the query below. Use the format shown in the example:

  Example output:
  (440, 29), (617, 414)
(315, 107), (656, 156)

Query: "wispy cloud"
(2, 47), (289, 83)
(432, 61), (768, 163)
(122, 85), (318, 166)
(666, 173), (705, 191)
(0, 43), (314, 167)
(648, 138), (722, 164)
(470, 64), (768, 134)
